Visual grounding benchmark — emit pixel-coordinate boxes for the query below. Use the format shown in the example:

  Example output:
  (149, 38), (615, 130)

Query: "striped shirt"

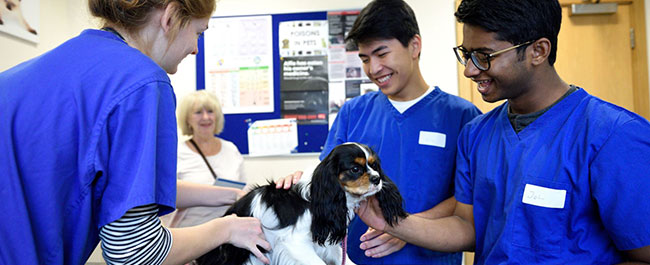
(99, 204), (173, 265)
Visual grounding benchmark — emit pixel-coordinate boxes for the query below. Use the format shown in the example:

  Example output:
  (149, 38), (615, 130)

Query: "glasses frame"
(453, 40), (534, 71)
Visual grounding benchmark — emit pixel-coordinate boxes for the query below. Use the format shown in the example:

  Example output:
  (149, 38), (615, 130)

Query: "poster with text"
(327, 10), (376, 117)
(279, 20), (328, 58)
(280, 56), (329, 125)
(327, 11), (360, 82)
(203, 15), (274, 114)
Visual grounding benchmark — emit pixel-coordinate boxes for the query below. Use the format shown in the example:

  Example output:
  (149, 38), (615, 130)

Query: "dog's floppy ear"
(374, 159), (408, 226)
(309, 150), (349, 246)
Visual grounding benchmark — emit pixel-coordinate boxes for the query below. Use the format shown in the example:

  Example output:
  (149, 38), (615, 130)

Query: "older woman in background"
(164, 90), (248, 227)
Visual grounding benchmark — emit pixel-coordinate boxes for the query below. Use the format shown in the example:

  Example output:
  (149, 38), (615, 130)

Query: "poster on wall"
(280, 55), (329, 125)
(278, 19), (329, 125)
(247, 118), (298, 156)
(278, 20), (328, 57)
(327, 10), (359, 82)
(203, 15), (274, 114)
(326, 10), (376, 127)
(0, 0), (39, 43)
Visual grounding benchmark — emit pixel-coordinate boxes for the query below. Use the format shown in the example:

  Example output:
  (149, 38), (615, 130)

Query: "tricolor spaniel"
(196, 142), (408, 265)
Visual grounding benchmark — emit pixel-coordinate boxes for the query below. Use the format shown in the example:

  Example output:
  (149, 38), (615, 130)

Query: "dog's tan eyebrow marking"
(354, 157), (366, 165)
(368, 156), (376, 164)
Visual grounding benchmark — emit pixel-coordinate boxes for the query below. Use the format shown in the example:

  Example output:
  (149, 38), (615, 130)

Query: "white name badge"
(522, 184), (566, 209)
(418, 131), (446, 148)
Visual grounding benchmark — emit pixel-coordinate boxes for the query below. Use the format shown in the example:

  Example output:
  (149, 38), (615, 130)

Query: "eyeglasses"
(453, 40), (534, 71)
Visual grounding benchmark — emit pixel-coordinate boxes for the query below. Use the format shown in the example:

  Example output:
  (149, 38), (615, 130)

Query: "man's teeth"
(477, 80), (490, 88)
(378, 75), (391, 83)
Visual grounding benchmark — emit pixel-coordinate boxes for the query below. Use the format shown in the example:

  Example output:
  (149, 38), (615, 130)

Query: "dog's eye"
(350, 166), (362, 173)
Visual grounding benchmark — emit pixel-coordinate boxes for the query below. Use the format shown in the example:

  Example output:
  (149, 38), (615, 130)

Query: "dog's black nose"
(370, 174), (380, 185)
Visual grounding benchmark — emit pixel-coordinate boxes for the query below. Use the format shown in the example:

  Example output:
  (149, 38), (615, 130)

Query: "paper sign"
(247, 119), (298, 156)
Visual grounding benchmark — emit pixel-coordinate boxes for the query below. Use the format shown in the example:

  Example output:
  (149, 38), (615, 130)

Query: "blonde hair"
(177, 90), (225, 136)
(89, 0), (216, 42)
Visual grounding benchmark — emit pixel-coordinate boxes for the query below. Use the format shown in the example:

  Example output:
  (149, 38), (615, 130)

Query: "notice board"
(196, 10), (369, 155)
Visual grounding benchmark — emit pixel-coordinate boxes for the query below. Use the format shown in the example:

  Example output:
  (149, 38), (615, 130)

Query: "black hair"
(345, 0), (419, 48)
(455, 0), (562, 66)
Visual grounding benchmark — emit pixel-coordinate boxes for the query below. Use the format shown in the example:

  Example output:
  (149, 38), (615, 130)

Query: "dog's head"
(309, 142), (408, 246)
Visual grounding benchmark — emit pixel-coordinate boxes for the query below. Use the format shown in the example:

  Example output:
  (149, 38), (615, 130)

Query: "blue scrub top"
(455, 88), (650, 264)
(0, 29), (177, 264)
(322, 88), (481, 264)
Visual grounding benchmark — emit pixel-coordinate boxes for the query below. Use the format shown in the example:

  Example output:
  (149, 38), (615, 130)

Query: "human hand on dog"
(275, 170), (303, 189)
(234, 189), (247, 201)
(223, 214), (271, 264)
(359, 227), (406, 258)
(356, 196), (389, 232)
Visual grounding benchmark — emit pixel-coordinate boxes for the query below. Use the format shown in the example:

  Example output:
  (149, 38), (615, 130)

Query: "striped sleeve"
(99, 204), (173, 265)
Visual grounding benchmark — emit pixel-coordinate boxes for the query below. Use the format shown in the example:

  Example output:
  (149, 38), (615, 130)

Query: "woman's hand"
(222, 214), (271, 264)
(234, 188), (247, 201)
(275, 171), (303, 189)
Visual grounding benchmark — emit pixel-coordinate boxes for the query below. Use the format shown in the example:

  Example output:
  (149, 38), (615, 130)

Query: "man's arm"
(359, 196), (458, 257)
(621, 245), (650, 264)
(413, 196), (457, 219)
(357, 197), (475, 252)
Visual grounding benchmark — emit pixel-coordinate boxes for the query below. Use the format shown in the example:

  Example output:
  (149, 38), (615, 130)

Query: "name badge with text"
(522, 184), (566, 209)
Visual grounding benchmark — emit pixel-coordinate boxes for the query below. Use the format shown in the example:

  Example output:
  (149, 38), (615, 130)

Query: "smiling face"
(358, 37), (421, 101)
(188, 104), (216, 137)
(461, 24), (533, 103)
(160, 16), (209, 74)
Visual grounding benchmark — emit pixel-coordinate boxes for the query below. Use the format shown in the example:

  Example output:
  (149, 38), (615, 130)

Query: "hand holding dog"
(222, 214), (271, 264)
(360, 227), (406, 258)
(356, 196), (389, 233)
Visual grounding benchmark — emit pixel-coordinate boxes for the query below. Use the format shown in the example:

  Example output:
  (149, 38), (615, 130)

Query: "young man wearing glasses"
(356, 0), (650, 263)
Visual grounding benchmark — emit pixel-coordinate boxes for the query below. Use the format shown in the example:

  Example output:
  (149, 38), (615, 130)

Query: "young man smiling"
(356, 0), (650, 263)
(321, 0), (481, 264)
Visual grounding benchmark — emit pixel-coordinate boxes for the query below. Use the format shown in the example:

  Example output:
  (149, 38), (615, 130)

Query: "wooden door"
(455, 0), (649, 119)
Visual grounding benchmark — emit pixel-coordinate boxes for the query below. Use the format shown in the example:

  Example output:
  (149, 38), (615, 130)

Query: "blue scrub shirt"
(0, 29), (177, 264)
(322, 88), (481, 264)
(456, 88), (650, 264)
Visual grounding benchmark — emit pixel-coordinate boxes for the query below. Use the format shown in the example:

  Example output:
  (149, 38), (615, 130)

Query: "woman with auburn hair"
(0, 1), (269, 264)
